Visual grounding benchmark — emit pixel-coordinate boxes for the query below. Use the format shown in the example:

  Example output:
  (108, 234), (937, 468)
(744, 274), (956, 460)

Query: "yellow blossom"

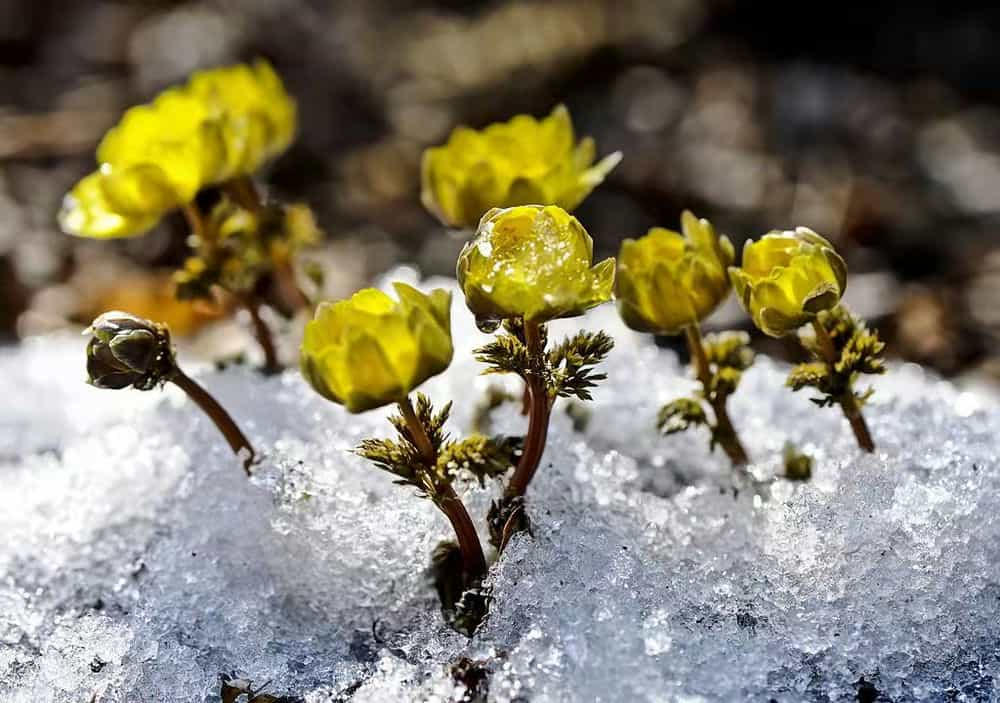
(616, 211), (735, 335)
(729, 227), (847, 337)
(456, 205), (615, 324)
(300, 284), (453, 413)
(59, 60), (296, 239)
(421, 105), (621, 228)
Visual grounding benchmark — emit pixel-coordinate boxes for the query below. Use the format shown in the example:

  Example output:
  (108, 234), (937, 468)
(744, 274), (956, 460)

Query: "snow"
(1, 268), (998, 702)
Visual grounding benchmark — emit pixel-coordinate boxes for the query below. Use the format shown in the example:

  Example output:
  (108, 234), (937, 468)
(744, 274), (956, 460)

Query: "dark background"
(0, 0), (998, 382)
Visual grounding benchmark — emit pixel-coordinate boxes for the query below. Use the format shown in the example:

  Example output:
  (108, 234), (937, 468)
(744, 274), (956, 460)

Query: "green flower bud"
(456, 204), (615, 325)
(85, 311), (176, 390)
(728, 227), (848, 337)
(616, 211), (735, 335)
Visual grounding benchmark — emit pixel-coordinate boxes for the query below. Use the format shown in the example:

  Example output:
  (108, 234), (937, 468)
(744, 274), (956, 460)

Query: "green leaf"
(357, 393), (452, 497)
(787, 361), (829, 392)
(437, 434), (520, 486)
(547, 329), (614, 401)
(473, 334), (531, 379)
(703, 330), (755, 372)
(795, 305), (886, 410)
(657, 397), (708, 435)
(782, 442), (813, 481)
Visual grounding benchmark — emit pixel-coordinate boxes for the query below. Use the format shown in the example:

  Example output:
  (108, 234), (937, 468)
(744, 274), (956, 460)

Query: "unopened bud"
(85, 311), (175, 390)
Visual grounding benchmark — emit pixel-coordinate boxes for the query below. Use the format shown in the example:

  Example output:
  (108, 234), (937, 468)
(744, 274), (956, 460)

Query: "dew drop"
(475, 315), (502, 333)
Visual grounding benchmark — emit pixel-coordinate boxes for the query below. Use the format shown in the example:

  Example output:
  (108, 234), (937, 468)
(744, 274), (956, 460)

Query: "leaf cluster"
(474, 334), (532, 379)
(657, 330), (754, 453)
(356, 394), (517, 501)
(473, 324), (614, 402)
(175, 199), (318, 302)
(430, 540), (492, 635)
(702, 331), (755, 403)
(782, 442), (813, 482)
(657, 397), (708, 435)
(486, 495), (529, 550)
(547, 330), (614, 400)
(438, 434), (521, 487)
(790, 306), (886, 408)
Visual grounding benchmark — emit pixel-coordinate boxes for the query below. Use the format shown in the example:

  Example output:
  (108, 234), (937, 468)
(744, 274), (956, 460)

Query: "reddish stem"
(170, 368), (255, 475)
(398, 397), (487, 581)
(505, 320), (551, 498)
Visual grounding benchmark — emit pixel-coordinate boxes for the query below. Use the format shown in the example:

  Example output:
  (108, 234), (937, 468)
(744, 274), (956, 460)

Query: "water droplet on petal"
(475, 315), (502, 333)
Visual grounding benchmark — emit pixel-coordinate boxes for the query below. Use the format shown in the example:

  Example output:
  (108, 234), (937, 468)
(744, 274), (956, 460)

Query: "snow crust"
(2, 268), (998, 702)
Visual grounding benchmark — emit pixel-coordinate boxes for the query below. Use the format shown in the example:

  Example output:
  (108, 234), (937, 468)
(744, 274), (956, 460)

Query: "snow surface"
(1, 268), (999, 702)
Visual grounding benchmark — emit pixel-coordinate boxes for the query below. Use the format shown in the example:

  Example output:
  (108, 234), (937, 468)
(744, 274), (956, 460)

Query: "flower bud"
(456, 205), (615, 325)
(421, 105), (621, 228)
(300, 283), (453, 413)
(616, 211), (735, 335)
(729, 227), (848, 337)
(85, 312), (176, 390)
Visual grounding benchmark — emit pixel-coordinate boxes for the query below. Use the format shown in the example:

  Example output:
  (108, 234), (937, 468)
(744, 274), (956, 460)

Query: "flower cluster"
(80, 89), (891, 641)
(60, 60), (308, 373)
(60, 60), (295, 239)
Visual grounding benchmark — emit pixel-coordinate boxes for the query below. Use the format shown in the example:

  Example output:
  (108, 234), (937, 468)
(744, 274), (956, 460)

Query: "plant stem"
(810, 318), (875, 453)
(243, 296), (281, 374)
(170, 367), (255, 475)
(398, 397), (487, 582)
(398, 396), (435, 461)
(182, 203), (206, 240)
(506, 320), (551, 498)
(684, 324), (749, 466)
(226, 177), (311, 314)
(275, 259), (312, 314)
(225, 176), (262, 214)
(182, 201), (282, 372)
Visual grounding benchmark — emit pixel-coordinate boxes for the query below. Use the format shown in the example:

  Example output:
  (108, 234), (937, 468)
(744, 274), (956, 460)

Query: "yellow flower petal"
(58, 171), (162, 239)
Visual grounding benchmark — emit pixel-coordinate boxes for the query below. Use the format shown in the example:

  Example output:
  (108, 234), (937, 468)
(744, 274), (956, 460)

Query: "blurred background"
(0, 0), (998, 383)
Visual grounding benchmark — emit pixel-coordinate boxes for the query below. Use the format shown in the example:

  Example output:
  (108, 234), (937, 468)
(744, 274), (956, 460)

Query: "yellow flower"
(421, 105), (622, 228)
(300, 283), (453, 413)
(728, 227), (848, 337)
(59, 60), (296, 239)
(456, 205), (615, 324)
(616, 211), (735, 335)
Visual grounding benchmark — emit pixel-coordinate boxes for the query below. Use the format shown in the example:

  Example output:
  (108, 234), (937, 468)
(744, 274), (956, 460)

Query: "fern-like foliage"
(357, 394), (517, 500)
(355, 393), (450, 498)
(790, 306), (886, 407)
(438, 434), (521, 486)
(473, 334), (531, 379)
(657, 397), (708, 435)
(547, 330), (614, 400)
(388, 393), (451, 456)
(701, 331), (754, 405)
